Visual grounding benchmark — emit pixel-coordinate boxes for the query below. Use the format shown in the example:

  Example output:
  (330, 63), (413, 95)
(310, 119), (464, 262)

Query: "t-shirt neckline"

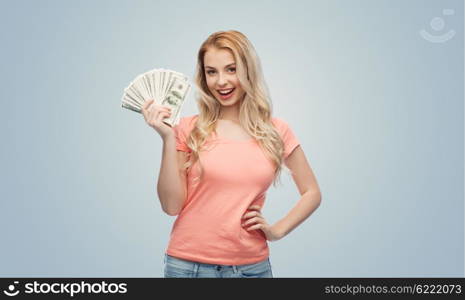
(210, 132), (255, 143)
(214, 137), (256, 143)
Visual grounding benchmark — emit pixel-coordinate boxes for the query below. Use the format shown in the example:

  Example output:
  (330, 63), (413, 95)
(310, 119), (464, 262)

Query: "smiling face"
(204, 47), (246, 109)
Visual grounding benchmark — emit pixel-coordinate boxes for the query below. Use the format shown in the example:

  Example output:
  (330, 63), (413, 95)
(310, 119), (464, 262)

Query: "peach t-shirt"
(166, 114), (300, 265)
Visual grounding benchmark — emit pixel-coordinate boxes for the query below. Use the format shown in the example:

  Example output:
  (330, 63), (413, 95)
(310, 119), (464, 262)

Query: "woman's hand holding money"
(141, 99), (174, 140)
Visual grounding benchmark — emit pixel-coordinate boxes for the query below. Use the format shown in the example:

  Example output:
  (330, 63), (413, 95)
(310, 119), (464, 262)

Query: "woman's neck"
(218, 105), (240, 122)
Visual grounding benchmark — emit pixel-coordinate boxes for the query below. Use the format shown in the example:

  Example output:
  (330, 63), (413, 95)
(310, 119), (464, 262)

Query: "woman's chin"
(218, 99), (239, 106)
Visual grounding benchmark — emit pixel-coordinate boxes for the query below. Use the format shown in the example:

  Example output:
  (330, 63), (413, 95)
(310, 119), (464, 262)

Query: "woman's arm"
(157, 135), (188, 216)
(272, 145), (322, 239)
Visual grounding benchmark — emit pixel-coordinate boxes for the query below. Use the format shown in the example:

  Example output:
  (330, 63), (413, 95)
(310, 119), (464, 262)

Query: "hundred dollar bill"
(161, 76), (191, 127)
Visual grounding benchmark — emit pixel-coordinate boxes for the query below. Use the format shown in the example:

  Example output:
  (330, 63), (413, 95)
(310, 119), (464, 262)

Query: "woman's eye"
(206, 68), (234, 75)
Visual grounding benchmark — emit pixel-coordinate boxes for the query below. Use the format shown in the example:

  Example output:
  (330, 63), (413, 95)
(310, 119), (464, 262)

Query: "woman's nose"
(217, 73), (227, 85)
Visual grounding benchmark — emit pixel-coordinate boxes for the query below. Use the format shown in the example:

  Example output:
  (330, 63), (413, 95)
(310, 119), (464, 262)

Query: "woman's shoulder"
(175, 114), (199, 132)
(271, 116), (300, 154)
(179, 114), (199, 124)
(271, 116), (292, 132)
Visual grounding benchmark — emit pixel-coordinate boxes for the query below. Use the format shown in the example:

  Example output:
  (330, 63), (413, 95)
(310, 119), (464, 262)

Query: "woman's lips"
(217, 88), (235, 100)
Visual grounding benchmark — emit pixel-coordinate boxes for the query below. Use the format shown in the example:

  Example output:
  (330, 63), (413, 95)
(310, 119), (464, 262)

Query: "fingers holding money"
(142, 100), (171, 122)
(142, 99), (154, 111)
(156, 108), (171, 120)
(141, 99), (173, 135)
(141, 99), (154, 122)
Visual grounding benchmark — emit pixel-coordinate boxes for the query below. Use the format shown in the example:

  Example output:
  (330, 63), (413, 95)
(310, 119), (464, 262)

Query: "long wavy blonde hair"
(182, 30), (286, 187)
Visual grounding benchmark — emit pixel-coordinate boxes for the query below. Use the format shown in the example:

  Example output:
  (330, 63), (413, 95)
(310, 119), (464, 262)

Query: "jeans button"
(216, 266), (221, 271)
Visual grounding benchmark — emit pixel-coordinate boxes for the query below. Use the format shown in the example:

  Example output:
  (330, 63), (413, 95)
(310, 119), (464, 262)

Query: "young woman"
(141, 30), (321, 278)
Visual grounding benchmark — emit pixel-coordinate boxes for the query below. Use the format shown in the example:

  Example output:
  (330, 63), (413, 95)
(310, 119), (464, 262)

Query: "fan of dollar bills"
(121, 68), (191, 127)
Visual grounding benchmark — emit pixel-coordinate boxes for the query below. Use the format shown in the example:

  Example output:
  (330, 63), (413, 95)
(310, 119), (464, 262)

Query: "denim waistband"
(164, 253), (269, 273)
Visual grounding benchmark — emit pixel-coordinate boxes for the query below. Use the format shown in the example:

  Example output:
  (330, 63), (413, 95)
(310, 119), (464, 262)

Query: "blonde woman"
(142, 30), (322, 278)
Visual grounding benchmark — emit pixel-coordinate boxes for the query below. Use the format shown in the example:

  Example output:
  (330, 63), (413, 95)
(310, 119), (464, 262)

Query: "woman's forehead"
(204, 48), (235, 67)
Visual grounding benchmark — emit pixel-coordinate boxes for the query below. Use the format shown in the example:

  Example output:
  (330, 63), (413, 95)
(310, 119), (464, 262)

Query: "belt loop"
(193, 262), (199, 277)
(232, 265), (238, 274)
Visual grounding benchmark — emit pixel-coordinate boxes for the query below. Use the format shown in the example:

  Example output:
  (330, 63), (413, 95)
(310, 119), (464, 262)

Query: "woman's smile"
(217, 87), (236, 100)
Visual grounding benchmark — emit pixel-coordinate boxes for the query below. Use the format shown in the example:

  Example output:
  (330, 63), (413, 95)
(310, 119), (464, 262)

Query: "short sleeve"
(172, 115), (196, 153)
(272, 117), (300, 159)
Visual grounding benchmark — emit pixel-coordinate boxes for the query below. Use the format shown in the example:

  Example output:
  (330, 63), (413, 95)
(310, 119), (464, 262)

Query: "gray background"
(0, 0), (463, 277)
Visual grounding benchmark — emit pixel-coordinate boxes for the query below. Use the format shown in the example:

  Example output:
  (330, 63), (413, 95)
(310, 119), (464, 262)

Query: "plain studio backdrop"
(0, 0), (463, 277)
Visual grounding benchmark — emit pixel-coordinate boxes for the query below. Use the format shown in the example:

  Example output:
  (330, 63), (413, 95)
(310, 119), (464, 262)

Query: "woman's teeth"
(218, 88), (234, 95)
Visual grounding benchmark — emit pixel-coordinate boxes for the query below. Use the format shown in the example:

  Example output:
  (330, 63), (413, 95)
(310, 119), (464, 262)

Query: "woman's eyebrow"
(205, 63), (236, 69)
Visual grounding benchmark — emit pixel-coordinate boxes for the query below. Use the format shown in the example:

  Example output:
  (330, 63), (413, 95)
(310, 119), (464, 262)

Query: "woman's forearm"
(273, 190), (322, 239)
(157, 134), (185, 215)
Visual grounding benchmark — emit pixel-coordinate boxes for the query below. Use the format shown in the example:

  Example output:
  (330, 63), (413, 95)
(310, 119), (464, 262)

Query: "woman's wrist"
(270, 223), (286, 241)
(162, 132), (176, 142)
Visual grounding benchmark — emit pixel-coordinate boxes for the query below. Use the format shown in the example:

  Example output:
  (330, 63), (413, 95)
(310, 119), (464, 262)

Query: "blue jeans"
(163, 253), (274, 278)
